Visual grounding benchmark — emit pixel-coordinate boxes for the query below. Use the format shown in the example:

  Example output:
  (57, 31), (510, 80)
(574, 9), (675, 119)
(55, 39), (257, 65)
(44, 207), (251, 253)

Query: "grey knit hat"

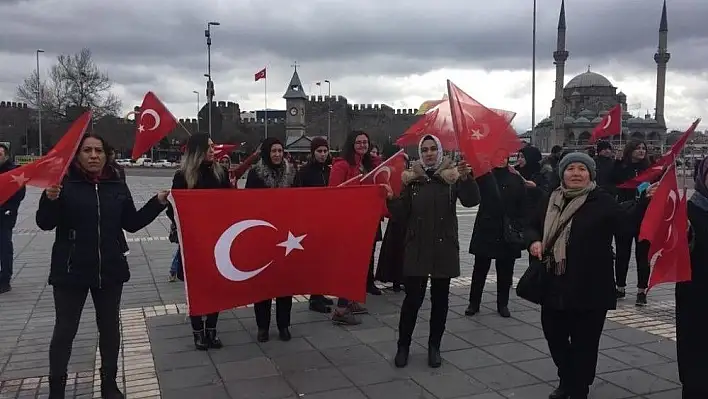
(559, 151), (597, 181)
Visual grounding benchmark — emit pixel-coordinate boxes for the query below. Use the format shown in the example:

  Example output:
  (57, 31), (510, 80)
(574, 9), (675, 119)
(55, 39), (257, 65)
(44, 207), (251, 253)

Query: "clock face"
(289, 107), (298, 116)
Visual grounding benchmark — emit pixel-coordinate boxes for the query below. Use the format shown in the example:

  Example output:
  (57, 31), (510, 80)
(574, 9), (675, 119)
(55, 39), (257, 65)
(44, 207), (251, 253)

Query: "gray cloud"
(0, 0), (706, 131)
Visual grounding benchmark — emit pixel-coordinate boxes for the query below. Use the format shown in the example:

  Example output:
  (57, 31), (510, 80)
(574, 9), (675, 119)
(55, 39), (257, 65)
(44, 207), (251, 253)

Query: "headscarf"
(516, 145), (542, 180)
(418, 134), (443, 171)
(260, 137), (284, 169)
(690, 157), (708, 211)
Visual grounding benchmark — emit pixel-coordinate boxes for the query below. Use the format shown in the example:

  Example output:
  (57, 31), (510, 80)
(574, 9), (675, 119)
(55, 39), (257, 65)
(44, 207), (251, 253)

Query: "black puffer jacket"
(36, 165), (166, 287)
(293, 160), (330, 188)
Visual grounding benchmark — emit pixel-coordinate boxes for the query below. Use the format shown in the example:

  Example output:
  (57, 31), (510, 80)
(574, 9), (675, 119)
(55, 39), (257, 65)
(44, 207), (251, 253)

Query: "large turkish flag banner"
(171, 185), (387, 315)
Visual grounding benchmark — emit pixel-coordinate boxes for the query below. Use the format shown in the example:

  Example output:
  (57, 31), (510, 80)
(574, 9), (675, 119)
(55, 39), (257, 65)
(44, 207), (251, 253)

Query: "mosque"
(529, 0), (670, 152)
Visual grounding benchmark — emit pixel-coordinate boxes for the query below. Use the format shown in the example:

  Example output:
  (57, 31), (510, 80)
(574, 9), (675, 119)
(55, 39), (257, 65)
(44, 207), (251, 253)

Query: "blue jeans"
(0, 228), (13, 285)
(170, 249), (181, 275)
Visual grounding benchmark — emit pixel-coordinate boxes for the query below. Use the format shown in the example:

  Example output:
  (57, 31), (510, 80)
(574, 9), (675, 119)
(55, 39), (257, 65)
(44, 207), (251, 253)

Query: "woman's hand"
(383, 184), (394, 199)
(524, 180), (537, 188)
(157, 190), (170, 205)
(457, 161), (472, 180)
(45, 185), (61, 201)
(646, 182), (659, 198)
(529, 241), (543, 258)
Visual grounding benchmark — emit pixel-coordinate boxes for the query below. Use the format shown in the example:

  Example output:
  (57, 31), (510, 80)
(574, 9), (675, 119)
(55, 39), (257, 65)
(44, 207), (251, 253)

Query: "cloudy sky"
(0, 0), (706, 133)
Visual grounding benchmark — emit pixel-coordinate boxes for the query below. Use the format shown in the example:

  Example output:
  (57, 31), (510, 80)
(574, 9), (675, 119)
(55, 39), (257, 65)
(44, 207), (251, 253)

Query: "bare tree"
(16, 48), (122, 121)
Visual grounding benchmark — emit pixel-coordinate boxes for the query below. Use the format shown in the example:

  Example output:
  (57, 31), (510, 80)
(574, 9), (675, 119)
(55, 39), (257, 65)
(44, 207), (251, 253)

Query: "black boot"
(394, 345), (409, 368)
(257, 329), (270, 342)
(548, 386), (569, 399)
(427, 344), (442, 368)
(464, 303), (479, 316)
(206, 328), (223, 349)
(48, 374), (67, 399)
(497, 306), (511, 318)
(278, 328), (291, 341)
(100, 368), (125, 399)
(192, 330), (208, 350)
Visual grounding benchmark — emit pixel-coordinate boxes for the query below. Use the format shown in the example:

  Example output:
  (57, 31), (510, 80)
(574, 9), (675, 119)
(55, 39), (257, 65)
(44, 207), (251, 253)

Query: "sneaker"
(332, 310), (361, 325)
(615, 288), (626, 299)
(0, 284), (11, 294)
(348, 302), (368, 314)
(168, 273), (177, 282)
(635, 292), (647, 306)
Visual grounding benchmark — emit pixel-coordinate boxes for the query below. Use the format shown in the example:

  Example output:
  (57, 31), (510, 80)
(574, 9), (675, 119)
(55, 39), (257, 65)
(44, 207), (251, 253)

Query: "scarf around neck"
(542, 181), (597, 275)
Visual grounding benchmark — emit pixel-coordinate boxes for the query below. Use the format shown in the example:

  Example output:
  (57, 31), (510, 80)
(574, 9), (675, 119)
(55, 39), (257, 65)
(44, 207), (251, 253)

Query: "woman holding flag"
(328, 130), (381, 325)
(37, 134), (169, 399)
(166, 133), (231, 351)
(386, 134), (480, 369)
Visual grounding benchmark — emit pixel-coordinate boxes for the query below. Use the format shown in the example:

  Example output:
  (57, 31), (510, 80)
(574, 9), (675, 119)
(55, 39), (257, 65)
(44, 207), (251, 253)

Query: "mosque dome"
(565, 71), (613, 89)
(578, 109), (596, 118)
(574, 117), (591, 124)
(591, 116), (603, 124)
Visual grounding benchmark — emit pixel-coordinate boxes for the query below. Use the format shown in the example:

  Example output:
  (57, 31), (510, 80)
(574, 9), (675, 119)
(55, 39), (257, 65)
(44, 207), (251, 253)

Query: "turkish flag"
(638, 164), (691, 290)
(360, 149), (407, 197)
(255, 68), (267, 81)
(447, 80), (522, 176)
(590, 104), (622, 143)
(214, 144), (239, 160)
(396, 95), (517, 154)
(131, 91), (178, 160)
(0, 112), (91, 206)
(171, 185), (386, 315)
(618, 118), (701, 189)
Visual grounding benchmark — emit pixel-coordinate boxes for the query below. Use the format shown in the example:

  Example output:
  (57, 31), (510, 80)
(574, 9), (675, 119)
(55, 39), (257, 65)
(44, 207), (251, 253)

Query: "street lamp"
(324, 79), (331, 144)
(205, 21), (220, 137)
(36, 49), (44, 155)
(192, 90), (200, 132)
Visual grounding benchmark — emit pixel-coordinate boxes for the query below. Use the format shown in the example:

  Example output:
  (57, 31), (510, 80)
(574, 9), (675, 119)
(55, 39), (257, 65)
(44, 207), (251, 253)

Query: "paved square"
(0, 170), (684, 398)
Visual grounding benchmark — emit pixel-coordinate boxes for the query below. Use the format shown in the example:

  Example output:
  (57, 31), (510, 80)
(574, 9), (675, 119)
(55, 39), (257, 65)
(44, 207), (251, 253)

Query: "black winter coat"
(594, 155), (616, 194)
(293, 160), (330, 188)
(612, 159), (649, 203)
(676, 200), (708, 393)
(0, 161), (26, 229)
(388, 160), (481, 279)
(36, 166), (166, 287)
(524, 188), (643, 310)
(469, 168), (526, 259)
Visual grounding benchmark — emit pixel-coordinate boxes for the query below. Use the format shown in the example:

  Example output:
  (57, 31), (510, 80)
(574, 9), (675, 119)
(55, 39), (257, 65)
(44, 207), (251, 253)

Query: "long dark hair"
(622, 139), (650, 167)
(341, 130), (374, 172)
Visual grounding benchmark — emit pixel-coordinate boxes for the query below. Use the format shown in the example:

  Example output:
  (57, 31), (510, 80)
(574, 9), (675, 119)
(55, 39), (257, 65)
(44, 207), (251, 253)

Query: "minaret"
(654, 0), (669, 127)
(552, 0), (569, 148)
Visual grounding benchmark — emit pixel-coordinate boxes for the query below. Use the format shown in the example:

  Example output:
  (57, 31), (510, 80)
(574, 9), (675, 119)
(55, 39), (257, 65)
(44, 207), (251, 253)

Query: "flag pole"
(531, 0), (536, 143)
(264, 69), (268, 139)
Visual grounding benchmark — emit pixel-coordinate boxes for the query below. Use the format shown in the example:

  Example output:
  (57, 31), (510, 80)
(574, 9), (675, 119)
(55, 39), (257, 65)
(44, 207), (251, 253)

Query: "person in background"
(293, 137), (335, 313)
(166, 133), (231, 350)
(387, 135), (480, 369)
(370, 144), (380, 158)
(228, 144), (261, 185)
(467, 152), (526, 318)
(593, 141), (615, 194)
(246, 137), (296, 342)
(674, 157), (708, 398)
(0, 143), (26, 294)
(611, 139), (651, 305)
(37, 134), (168, 398)
(525, 152), (647, 399)
(105, 146), (126, 182)
(328, 130), (382, 325)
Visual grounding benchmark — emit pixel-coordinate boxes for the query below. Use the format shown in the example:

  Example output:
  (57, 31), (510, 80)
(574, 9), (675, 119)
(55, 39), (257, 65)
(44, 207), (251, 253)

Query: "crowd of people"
(0, 130), (705, 398)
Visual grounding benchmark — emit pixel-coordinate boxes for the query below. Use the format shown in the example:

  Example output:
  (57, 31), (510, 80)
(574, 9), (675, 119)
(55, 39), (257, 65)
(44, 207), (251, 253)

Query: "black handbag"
(503, 215), (526, 252)
(168, 222), (179, 244)
(516, 217), (572, 305)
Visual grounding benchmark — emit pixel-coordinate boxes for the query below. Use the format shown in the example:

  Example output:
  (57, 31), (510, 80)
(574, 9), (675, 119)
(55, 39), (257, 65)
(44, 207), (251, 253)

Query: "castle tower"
(283, 62), (308, 142)
(653, 0), (669, 127)
(552, 0), (569, 147)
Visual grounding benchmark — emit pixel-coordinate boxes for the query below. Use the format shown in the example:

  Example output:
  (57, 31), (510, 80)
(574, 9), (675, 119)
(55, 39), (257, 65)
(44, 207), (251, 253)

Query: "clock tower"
(283, 62), (308, 143)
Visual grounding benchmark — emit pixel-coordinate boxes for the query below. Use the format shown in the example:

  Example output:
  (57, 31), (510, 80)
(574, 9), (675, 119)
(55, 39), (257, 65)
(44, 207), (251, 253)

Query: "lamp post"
(192, 90), (200, 132)
(324, 79), (331, 144)
(531, 0), (536, 142)
(205, 21), (220, 137)
(36, 49), (44, 155)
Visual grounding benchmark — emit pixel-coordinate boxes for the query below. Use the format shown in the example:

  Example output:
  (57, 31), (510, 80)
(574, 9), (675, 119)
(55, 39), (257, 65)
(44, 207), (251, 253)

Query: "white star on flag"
(138, 125), (145, 133)
(277, 231), (306, 256)
(11, 173), (29, 186)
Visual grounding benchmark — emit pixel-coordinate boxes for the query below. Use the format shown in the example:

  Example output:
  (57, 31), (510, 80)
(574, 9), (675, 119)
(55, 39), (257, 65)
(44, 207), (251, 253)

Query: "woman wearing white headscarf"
(386, 135), (480, 369)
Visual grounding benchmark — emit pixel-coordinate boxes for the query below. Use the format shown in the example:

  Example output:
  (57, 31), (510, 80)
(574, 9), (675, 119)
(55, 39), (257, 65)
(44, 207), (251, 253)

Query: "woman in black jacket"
(387, 134), (480, 368)
(611, 139), (651, 305)
(466, 155), (526, 318)
(246, 137), (296, 342)
(525, 152), (645, 399)
(166, 133), (231, 351)
(292, 137), (335, 313)
(675, 157), (708, 398)
(37, 134), (168, 399)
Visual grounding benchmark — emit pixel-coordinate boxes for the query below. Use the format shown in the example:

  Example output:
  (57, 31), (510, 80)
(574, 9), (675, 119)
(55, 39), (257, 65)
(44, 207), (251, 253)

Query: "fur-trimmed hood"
(401, 156), (460, 186)
(252, 159), (296, 188)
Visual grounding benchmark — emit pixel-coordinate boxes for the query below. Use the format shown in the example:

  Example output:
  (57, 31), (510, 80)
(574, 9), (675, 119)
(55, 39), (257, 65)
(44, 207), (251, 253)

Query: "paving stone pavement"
(0, 172), (686, 398)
